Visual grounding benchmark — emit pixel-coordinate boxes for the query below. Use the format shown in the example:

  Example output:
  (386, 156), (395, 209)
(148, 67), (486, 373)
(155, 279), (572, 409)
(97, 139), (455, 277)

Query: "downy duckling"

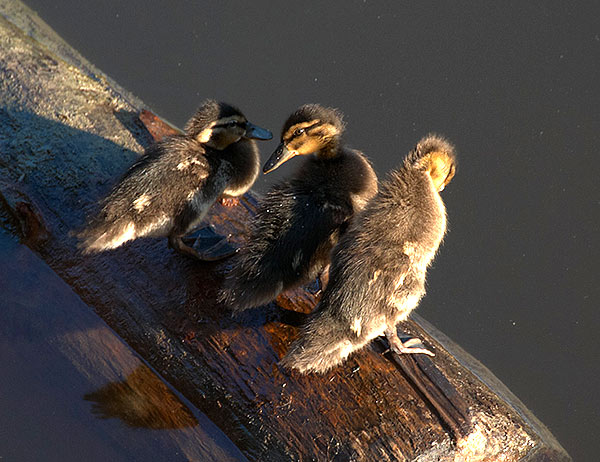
(76, 100), (272, 259)
(220, 104), (378, 311)
(281, 134), (456, 373)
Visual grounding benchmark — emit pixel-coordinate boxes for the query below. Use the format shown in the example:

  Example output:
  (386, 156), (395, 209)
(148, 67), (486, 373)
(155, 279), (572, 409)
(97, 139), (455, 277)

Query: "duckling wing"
(323, 244), (413, 323)
(281, 234), (413, 373)
(221, 183), (354, 311)
(77, 137), (213, 252)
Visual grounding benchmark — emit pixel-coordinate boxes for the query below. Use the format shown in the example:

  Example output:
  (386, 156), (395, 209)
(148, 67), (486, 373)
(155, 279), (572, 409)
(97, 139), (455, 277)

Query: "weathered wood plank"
(0, 3), (571, 461)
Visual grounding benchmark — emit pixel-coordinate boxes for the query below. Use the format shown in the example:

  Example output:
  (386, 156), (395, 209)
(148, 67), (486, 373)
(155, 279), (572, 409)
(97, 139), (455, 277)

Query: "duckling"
(76, 100), (272, 259)
(220, 104), (378, 311)
(281, 134), (456, 373)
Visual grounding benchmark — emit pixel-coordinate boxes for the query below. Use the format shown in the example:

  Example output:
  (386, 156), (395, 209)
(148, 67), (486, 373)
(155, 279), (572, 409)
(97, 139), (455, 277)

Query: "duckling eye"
(227, 121), (238, 128)
(294, 128), (305, 136)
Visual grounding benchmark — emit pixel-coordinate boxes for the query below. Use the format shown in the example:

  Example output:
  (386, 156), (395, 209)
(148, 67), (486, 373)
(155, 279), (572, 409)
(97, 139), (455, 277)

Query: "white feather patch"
(137, 215), (171, 237)
(177, 158), (206, 171)
(368, 270), (381, 286)
(350, 317), (362, 336)
(365, 316), (388, 341)
(105, 222), (136, 249)
(133, 194), (151, 212)
(402, 242), (418, 260)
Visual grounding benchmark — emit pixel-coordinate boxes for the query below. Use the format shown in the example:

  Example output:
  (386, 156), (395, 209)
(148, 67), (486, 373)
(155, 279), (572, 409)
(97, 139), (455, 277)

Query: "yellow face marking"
(283, 121), (340, 155)
(282, 120), (321, 141)
(196, 124), (215, 143)
(196, 116), (246, 145)
(286, 136), (321, 155)
(426, 151), (456, 191)
(313, 123), (339, 139)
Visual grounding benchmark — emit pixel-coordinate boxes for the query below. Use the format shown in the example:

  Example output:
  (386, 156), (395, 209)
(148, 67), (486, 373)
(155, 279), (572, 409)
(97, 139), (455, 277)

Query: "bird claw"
(385, 328), (435, 357)
(307, 265), (330, 296)
(393, 341), (435, 357)
(168, 236), (204, 260)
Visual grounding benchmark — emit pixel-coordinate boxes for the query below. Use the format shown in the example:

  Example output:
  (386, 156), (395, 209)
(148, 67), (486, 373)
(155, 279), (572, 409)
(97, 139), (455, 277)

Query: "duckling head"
(184, 100), (272, 150)
(263, 104), (345, 173)
(405, 134), (457, 191)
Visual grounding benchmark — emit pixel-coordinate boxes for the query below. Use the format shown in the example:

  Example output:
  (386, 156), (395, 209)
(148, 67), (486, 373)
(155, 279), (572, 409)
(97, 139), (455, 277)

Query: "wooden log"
(0, 3), (571, 461)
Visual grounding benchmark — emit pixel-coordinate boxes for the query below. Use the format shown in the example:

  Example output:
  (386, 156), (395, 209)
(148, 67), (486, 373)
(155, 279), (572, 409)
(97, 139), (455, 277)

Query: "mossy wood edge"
(0, 2), (570, 461)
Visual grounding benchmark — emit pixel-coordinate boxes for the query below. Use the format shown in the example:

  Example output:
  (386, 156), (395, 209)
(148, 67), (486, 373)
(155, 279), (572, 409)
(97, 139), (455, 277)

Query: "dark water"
(20, 1), (600, 459)
(0, 231), (247, 461)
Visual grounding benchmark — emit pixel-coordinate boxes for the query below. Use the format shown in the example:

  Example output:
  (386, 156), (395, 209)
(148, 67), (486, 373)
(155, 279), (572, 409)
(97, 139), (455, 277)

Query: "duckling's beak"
(263, 143), (296, 174)
(244, 123), (273, 140)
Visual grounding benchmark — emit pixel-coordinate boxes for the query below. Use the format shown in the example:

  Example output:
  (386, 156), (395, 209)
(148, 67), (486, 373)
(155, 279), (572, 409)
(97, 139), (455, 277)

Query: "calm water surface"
(19, 1), (600, 459)
(0, 231), (247, 461)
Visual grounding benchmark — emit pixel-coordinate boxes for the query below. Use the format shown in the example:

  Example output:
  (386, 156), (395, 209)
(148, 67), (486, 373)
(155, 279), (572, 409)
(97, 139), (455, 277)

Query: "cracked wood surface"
(0, 2), (571, 461)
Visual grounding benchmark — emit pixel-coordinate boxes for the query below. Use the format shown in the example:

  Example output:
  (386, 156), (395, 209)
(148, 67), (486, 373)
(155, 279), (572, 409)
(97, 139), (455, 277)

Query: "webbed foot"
(169, 235), (205, 260)
(385, 327), (435, 357)
(308, 264), (330, 296)
(379, 326), (471, 439)
(170, 227), (238, 262)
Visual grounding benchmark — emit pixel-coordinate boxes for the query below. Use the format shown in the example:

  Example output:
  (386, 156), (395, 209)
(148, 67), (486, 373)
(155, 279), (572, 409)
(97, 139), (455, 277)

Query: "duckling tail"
(280, 309), (359, 374)
(75, 218), (137, 254)
(218, 275), (284, 312)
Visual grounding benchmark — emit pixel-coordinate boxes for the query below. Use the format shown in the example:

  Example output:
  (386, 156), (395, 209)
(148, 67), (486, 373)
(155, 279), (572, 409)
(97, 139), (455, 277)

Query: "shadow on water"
(0, 233), (249, 461)
(84, 365), (198, 429)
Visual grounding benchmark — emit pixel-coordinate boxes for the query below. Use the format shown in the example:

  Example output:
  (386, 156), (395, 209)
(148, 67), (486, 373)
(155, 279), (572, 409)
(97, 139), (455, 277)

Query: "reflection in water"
(84, 365), (198, 429)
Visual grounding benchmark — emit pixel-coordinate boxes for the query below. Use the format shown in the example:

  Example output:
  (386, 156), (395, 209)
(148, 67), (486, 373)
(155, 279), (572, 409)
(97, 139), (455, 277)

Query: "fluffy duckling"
(220, 104), (378, 311)
(76, 100), (272, 259)
(281, 134), (456, 373)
